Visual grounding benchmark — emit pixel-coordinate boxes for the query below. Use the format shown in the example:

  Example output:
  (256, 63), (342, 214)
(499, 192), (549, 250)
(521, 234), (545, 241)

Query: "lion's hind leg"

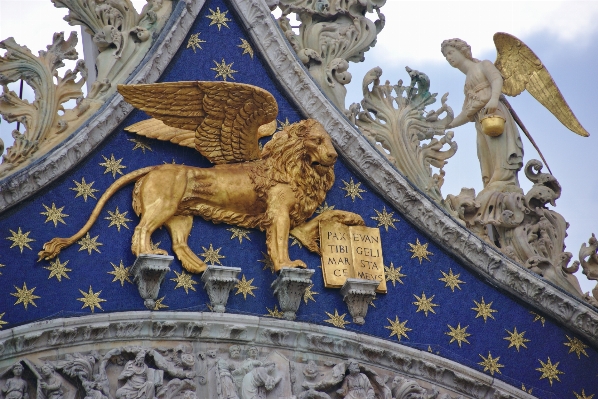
(165, 215), (207, 274)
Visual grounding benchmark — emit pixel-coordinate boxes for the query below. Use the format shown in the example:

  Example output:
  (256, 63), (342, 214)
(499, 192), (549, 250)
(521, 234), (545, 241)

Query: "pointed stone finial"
(340, 278), (379, 325)
(131, 254), (173, 310)
(201, 265), (242, 313)
(271, 268), (314, 320)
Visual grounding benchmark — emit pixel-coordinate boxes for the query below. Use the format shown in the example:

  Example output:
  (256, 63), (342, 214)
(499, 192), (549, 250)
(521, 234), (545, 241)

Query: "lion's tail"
(37, 166), (158, 261)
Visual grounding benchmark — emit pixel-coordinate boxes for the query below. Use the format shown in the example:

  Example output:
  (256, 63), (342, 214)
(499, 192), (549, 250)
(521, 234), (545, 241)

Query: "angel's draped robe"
(462, 60), (524, 194)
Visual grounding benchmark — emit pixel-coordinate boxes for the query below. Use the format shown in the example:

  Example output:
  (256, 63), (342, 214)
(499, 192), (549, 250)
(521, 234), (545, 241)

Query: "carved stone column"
(131, 254), (173, 310)
(201, 265), (242, 313)
(340, 279), (379, 325)
(271, 268), (314, 320)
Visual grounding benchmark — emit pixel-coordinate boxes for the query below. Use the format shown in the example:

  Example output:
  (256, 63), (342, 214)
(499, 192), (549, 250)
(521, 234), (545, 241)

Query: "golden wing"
(494, 32), (589, 137)
(118, 81), (279, 163)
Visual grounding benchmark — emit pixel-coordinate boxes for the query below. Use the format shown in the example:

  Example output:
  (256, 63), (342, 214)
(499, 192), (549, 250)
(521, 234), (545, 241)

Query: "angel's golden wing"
(118, 81), (279, 163)
(494, 32), (589, 137)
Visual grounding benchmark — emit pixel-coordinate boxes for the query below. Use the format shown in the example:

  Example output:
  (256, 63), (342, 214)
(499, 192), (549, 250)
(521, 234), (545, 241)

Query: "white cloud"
(371, 1), (598, 64)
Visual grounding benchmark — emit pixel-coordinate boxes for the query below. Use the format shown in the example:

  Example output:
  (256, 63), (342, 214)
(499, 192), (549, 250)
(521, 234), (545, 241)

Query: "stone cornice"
(0, 0), (596, 349)
(0, 312), (533, 399)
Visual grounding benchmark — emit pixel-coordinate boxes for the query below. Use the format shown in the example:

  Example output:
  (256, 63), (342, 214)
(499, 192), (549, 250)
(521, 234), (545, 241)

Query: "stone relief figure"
(336, 360), (374, 399)
(115, 351), (160, 399)
(39, 81), (365, 274)
(1, 363), (29, 399)
(38, 364), (64, 399)
(240, 362), (281, 399)
(442, 38), (524, 204)
(214, 358), (239, 399)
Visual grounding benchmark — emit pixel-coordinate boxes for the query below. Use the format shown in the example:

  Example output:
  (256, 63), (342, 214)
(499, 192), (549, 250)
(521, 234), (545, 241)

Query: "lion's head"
(251, 119), (337, 227)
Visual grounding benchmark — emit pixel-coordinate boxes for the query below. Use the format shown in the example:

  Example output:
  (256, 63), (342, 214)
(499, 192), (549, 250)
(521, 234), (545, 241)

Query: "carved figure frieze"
(353, 67), (456, 204)
(38, 81), (364, 276)
(275, 0), (386, 109)
(1, 363), (29, 399)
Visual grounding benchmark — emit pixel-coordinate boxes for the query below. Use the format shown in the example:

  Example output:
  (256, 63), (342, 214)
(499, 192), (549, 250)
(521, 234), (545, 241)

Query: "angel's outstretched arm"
(480, 60), (503, 114)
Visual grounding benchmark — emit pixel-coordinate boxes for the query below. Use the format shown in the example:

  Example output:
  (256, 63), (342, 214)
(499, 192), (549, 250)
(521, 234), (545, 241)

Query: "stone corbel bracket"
(0, 312), (535, 399)
(340, 278), (378, 325)
(271, 268), (315, 320)
(131, 254), (174, 310)
(201, 265), (242, 313)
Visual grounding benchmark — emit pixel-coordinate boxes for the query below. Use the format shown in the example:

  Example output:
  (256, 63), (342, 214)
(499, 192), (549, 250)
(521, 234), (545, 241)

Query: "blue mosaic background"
(0, 1), (597, 398)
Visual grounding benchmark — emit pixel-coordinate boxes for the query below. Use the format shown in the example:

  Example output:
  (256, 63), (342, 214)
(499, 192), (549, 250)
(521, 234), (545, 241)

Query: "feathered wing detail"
(118, 81), (279, 163)
(125, 119), (196, 149)
(494, 32), (589, 137)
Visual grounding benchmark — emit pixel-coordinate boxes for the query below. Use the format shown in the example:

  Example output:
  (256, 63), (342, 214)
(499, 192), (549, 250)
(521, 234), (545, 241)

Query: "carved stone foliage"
(0, 32), (101, 176)
(446, 160), (596, 305)
(576, 233), (598, 301)
(0, 0), (171, 177)
(52, 0), (172, 100)
(353, 67), (456, 204)
(275, 0), (386, 109)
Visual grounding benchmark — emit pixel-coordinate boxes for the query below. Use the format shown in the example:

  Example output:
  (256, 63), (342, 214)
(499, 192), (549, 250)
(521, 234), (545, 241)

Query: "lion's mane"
(250, 119), (335, 229)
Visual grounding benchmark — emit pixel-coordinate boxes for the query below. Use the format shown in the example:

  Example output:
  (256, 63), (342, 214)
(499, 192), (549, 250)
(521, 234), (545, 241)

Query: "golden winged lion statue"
(39, 81), (364, 273)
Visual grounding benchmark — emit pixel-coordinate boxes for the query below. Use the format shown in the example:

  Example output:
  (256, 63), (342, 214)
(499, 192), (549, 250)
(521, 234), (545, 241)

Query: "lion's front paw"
(277, 259), (307, 271)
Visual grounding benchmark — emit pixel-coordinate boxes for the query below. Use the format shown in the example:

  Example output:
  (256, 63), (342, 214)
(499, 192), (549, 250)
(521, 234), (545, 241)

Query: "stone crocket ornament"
(38, 81), (364, 273)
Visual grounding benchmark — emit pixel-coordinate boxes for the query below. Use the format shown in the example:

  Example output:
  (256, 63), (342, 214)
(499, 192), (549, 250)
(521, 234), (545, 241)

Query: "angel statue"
(39, 81), (364, 274)
(442, 33), (589, 210)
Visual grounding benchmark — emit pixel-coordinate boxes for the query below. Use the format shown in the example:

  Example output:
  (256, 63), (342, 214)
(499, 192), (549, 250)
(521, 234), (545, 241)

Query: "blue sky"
(1, 0), (597, 293)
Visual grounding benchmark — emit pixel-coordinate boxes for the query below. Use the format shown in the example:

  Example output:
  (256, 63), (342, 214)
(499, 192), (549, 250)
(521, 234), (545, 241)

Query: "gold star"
(371, 207), (399, 232)
(304, 284), (318, 304)
(324, 309), (350, 329)
(408, 238), (432, 264)
(71, 177), (99, 201)
(238, 38), (254, 58)
(478, 352), (504, 376)
(521, 384), (533, 394)
(154, 296), (168, 310)
(228, 227), (251, 243)
(211, 59), (238, 81)
(201, 244), (225, 265)
(0, 262), (4, 275)
(564, 335), (589, 359)
(105, 207), (132, 232)
(289, 235), (303, 248)
(6, 228), (35, 253)
(11, 282), (40, 310)
(574, 389), (595, 399)
(446, 323), (471, 347)
(235, 275), (258, 299)
(171, 270), (198, 294)
(150, 240), (161, 251)
(45, 258), (72, 282)
(77, 286), (106, 313)
(412, 292), (439, 316)
(341, 178), (366, 201)
(258, 252), (275, 273)
(187, 32), (206, 52)
(385, 263), (405, 286)
(41, 203), (68, 227)
(77, 232), (103, 255)
(316, 201), (335, 214)
(536, 357), (564, 386)
(504, 327), (530, 352)
(128, 138), (152, 153)
(385, 316), (412, 341)
(277, 118), (291, 131)
(0, 312), (7, 329)
(108, 261), (132, 286)
(206, 7), (230, 30)
(530, 310), (546, 326)
(266, 305), (284, 318)
(471, 297), (497, 322)
(99, 154), (126, 178)
(439, 268), (465, 292)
